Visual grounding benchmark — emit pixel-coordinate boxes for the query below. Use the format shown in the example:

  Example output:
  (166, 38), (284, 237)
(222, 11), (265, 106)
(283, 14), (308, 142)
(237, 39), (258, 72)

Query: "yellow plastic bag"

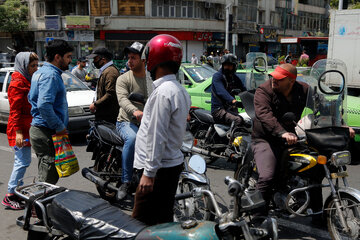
(52, 134), (79, 177)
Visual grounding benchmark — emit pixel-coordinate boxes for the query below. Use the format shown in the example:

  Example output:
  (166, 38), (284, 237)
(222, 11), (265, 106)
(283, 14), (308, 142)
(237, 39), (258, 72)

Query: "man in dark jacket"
(252, 63), (312, 214)
(211, 54), (246, 127)
(88, 47), (120, 123)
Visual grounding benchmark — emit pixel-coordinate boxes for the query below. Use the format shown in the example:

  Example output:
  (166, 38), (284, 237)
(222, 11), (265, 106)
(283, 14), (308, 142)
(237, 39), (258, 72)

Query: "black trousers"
(132, 164), (183, 226)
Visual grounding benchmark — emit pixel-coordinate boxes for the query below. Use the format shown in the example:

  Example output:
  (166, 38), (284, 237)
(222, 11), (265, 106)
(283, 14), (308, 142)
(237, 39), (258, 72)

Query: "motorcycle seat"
(48, 190), (146, 240)
(194, 108), (215, 124)
(97, 122), (124, 146)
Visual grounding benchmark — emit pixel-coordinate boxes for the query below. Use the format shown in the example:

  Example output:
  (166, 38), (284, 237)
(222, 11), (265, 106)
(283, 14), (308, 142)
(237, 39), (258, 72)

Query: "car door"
(0, 70), (10, 124)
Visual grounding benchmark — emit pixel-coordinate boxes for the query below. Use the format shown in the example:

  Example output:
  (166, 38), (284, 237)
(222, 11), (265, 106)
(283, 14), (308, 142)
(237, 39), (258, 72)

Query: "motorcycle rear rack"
(15, 182), (68, 233)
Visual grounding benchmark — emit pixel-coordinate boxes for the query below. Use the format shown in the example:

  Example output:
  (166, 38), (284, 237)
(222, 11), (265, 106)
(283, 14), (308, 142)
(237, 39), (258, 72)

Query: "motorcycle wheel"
(326, 193), (360, 240)
(234, 154), (256, 189)
(93, 152), (122, 201)
(173, 180), (214, 222)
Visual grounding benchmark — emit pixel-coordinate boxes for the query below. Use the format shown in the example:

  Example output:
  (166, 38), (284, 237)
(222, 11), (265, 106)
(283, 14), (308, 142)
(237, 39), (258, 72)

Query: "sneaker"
(116, 182), (131, 200)
(2, 195), (24, 210)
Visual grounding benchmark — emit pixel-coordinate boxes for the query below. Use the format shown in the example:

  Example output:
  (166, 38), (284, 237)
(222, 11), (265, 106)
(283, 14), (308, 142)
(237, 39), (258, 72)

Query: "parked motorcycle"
(236, 59), (360, 240)
(15, 176), (278, 240)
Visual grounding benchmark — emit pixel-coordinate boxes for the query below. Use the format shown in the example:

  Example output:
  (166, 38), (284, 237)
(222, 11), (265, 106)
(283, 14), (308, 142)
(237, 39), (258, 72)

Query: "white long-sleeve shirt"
(134, 74), (191, 178)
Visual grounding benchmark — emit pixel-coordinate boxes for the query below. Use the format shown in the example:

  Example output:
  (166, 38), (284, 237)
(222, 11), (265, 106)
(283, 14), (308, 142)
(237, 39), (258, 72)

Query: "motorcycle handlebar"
(175, 192), (193, 200)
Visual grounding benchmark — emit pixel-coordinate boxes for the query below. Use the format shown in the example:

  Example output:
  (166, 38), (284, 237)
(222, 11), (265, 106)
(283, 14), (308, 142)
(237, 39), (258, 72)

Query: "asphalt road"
(0, 125), (359, 240)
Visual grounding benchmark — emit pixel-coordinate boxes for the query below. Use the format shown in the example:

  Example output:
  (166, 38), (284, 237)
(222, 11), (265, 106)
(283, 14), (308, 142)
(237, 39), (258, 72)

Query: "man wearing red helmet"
(132, 34), (191, 225)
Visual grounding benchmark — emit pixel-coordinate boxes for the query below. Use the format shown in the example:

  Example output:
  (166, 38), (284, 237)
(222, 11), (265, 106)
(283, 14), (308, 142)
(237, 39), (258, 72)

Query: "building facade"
(24, 0), (329, 61)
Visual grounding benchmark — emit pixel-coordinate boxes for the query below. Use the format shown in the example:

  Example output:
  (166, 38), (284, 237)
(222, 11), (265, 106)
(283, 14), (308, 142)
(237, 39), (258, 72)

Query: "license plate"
(331, 172), (348, 179)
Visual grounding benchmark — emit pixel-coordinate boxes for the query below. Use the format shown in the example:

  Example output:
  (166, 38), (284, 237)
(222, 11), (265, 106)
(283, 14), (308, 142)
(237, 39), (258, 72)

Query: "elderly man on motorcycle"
(211, 54), (247, 128)
(252, 63), (355, 226)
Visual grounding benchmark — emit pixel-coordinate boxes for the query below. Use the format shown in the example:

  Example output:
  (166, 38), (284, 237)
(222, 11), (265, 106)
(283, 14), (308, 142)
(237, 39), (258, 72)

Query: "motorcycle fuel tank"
(136, 221), (219, 240)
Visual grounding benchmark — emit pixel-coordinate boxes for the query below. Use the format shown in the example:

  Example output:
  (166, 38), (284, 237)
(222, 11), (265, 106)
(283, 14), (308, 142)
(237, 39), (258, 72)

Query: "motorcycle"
(188, 53), (269, 165)
(15, 176), (278, 240)
(85, 93), (212, 221)
(236, 59), (360, 240)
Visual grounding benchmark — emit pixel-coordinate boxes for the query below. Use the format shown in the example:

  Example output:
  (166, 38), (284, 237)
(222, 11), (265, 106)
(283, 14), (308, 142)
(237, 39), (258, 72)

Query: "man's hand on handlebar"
(282, 132), (298, 145)
(232, 99), (244, 109)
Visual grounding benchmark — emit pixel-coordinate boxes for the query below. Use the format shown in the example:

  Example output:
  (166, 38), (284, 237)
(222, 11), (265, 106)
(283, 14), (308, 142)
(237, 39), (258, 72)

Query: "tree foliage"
(330, 0), (360, 8)
(0, 0), (28, 32)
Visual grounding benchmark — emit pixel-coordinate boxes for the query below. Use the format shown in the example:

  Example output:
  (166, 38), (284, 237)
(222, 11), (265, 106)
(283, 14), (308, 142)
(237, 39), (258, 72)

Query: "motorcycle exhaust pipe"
(191, 146), (225, 159)
(81, 168), (118, 193)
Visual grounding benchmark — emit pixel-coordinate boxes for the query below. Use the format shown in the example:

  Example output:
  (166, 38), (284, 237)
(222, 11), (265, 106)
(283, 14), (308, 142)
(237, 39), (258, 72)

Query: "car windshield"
(183, 66), (216, 83)
(62, 72), (90, 91)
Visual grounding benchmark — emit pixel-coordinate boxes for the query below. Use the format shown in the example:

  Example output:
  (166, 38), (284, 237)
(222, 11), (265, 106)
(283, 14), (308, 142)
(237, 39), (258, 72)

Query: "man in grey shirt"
(71, 56), (87, 82)
(132, 34), (191, 225)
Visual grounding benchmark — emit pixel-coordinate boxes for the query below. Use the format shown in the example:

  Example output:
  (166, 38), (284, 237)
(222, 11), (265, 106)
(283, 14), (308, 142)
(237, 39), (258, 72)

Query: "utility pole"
(283, 0), (289, 35)
(225, 3), (233, 50)
(339, 0), (343, 10)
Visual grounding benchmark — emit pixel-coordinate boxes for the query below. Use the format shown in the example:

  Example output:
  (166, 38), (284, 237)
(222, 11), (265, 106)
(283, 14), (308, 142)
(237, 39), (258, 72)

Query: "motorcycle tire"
(173, 180), (215, 222)
(326, 193), (360, 240)
(234, 153), (256, 189)
(93, 152), (122, 201)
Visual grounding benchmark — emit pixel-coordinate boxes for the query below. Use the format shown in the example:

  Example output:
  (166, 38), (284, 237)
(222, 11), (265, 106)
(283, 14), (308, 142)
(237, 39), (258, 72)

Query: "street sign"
(45, 38), (54, 43)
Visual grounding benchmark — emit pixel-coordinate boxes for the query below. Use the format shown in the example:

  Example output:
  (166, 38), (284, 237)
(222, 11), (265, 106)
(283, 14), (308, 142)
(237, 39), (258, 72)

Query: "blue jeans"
(116, 121), (138, 183)
(8, 146), (32, 193)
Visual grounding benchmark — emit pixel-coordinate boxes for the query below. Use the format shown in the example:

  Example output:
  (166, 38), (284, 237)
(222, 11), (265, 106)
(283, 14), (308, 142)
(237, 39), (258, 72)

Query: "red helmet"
(143, 34), (183, 72)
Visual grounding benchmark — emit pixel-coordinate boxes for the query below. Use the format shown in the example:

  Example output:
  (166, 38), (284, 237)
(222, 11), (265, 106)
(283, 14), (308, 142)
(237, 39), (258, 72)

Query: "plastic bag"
(52, 134), (79, 177)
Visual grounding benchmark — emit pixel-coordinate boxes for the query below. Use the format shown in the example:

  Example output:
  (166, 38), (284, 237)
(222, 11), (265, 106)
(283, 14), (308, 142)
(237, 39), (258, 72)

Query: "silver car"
(0, 67), (95, 134)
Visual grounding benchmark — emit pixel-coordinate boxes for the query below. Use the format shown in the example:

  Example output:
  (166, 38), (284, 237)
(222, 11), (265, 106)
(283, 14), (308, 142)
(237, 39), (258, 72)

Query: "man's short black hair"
(46, 39), (74, 62)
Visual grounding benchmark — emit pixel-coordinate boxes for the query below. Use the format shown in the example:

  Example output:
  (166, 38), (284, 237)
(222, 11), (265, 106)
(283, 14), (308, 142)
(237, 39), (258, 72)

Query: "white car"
(0, 67), (95, 134)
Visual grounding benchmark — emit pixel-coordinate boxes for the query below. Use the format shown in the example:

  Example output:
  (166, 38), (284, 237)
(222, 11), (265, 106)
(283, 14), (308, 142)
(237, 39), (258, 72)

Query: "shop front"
(100, 30), (211, 62)
(259, 26), (281, 59)
(34, 30), (95, 61)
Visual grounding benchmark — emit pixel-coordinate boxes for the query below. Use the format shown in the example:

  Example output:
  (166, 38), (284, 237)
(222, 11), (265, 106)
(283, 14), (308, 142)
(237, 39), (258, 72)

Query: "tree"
(0, 0), (28, 32)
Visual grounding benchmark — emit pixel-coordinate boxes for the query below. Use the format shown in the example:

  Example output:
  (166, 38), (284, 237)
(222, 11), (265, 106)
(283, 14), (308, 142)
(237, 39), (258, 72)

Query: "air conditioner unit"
(205, 2), (211, 8)
(94, 17), (105, 25)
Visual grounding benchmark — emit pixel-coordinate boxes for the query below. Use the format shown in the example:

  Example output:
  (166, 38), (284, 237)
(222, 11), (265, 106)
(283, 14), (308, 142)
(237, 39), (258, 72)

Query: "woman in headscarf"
(2, 52), (38, 210)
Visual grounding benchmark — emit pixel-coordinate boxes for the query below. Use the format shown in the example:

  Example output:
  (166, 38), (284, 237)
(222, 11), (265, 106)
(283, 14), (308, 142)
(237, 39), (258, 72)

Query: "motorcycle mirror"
(253, 57), (267, 73)
(128, 92), (145, 104)
(318, 70), (345, 95)
(188, 155), (206, 174)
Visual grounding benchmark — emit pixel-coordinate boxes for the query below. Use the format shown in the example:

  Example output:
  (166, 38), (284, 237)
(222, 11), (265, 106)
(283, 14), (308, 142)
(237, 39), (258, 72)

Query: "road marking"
(278, 218), (330, 239)
(0, 146), (37, 158)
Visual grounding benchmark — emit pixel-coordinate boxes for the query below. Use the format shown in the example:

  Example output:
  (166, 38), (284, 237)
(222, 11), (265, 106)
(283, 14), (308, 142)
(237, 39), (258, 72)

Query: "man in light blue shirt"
(132, 35), (191, 225)
(28, 39), (73, 184)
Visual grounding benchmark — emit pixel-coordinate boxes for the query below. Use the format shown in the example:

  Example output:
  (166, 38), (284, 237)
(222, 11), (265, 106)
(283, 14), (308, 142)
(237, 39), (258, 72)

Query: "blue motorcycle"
(15, 176), (277, 240)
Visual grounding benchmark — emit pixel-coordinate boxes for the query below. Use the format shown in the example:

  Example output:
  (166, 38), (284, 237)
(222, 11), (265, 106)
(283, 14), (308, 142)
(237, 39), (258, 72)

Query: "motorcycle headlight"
(331, 151), (351, 167)
(68, 106), (84, 116)
(188, 154), (206, 174)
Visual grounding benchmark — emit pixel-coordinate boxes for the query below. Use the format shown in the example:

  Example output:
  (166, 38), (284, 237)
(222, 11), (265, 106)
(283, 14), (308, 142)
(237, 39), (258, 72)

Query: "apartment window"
(170, 6), (175, 17)
(238, 2), (257, 22)
(118, 0), (145, 16)
(36, 1), (45, 17)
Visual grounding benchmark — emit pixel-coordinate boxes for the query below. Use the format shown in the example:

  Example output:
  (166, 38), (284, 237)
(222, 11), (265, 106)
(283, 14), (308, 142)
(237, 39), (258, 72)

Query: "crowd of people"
(1, 34), (355, 230)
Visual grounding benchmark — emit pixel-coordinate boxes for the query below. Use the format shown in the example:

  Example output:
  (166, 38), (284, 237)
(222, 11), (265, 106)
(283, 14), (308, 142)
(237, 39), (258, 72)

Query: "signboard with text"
(66, 16), (90, 29)
(36, 31), (94, 42)
(45, 15), (60, 31)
